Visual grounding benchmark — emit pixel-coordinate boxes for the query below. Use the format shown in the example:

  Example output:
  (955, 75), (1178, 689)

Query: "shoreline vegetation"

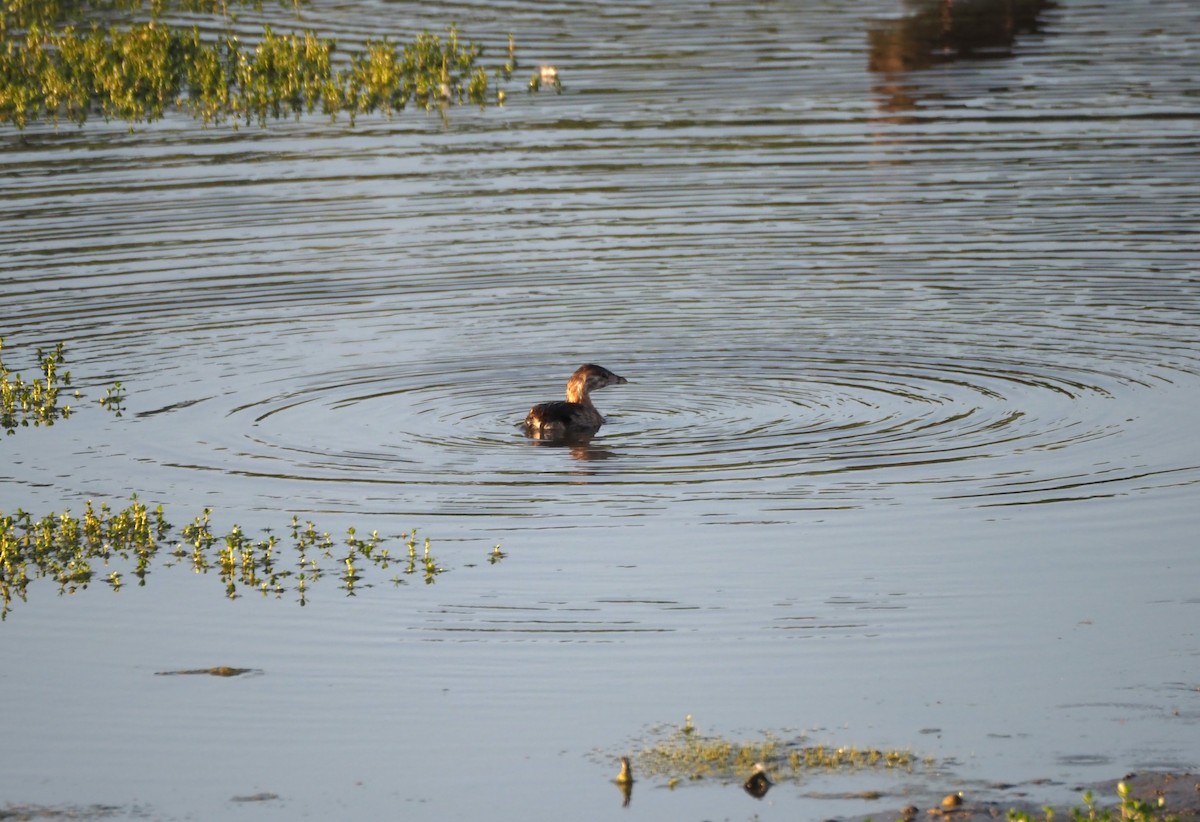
(0, 0), (547, 129)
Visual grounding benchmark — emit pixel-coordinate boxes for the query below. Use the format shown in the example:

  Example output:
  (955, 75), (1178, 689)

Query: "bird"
(523, 364), (628, 441)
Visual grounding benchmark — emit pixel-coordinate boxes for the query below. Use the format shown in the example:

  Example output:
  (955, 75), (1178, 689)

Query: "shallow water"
(2, 0), (1199, 819)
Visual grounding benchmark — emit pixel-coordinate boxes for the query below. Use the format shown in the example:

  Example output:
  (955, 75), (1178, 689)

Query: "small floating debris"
(743, 762), (772, 799)
(231, 792), (280, 803)
(0, 803), (127, 819)
(928, 791), (969, 817)
(614, 756), (634, 807)
(529, 65), (562, 92)
(155, 666), (258, 677)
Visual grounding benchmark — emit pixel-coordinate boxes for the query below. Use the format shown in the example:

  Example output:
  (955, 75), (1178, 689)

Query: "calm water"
(2, 0), (1199, 819)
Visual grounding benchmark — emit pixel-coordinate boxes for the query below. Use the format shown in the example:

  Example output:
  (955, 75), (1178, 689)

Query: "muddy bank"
(842, 772), (1199, 822)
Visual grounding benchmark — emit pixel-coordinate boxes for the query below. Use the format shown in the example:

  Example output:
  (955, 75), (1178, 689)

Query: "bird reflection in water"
(868, 0), (1056, 115)
(525, 435), (619, 463)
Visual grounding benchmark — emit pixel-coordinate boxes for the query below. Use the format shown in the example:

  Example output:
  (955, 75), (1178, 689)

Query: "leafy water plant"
(1, 0), (528, 129)
(0, 498), (453, 618)
(0, 497), (170, 615)
(98, 381), (126, 416)
(1, 338), (127, 434)
(0, 337), (76, 433)
(627, 716), (923, 786)
(1, 0), (288, 35)
(1005, 783), (1183, 822)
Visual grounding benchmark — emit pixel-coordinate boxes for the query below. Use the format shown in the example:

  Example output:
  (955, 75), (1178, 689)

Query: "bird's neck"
(565, 378), (593, 406)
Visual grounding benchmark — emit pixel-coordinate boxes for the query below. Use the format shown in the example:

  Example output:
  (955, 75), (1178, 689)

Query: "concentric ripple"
(120, 326), (1194, 521)
(2, 0), (1198, 525)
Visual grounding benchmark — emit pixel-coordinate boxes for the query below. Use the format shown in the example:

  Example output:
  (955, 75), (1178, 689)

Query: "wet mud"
(842, 772), (1200, 822)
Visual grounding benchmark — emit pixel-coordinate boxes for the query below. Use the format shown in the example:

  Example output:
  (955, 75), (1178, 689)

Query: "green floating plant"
(1, 338), (125, 433)
(2, 0), (293, 35)
(176, 512), (445, 603)
(0, 338), (75, 434)
(1005, 783), (1183, 822)
(2, 18), (527, 128)
(0, 498), (455, 618)
(98, 381), (126, 416)
(0, 496), (170, 616)
(627, 715), (924, 786)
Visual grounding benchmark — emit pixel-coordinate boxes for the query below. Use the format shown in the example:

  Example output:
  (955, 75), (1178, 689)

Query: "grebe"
(523, 364), (628, 440)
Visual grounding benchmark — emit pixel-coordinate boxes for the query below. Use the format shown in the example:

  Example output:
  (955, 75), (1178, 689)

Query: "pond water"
(2, 0), (1199, 819)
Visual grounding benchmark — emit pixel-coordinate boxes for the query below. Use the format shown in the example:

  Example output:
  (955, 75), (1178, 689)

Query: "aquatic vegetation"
(176, 511), (444, 602)
(1004, 783), (1182, 822)
(1, 338), (128, 434)
(98, 381), (126, 416)
(0, 498), (455, 618)
(1, 0), (288, 35)
(1, 0), (529, 129)
(0, 338), (75, 433)
(0, 497), (170, 615)
(626, 716), (923, 786)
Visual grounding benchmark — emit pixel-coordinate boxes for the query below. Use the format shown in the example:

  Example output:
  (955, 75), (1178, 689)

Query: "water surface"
(1, 0), (1198, 819)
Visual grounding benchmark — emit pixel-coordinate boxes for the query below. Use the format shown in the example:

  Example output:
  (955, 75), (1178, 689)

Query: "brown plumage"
(523, 364), (628, 440)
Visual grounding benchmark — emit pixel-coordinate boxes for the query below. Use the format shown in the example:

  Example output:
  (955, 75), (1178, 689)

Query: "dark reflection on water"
(524, 437), (621, 463)
(869, 0), (1058, 115)
(869, 0), (1056, 73)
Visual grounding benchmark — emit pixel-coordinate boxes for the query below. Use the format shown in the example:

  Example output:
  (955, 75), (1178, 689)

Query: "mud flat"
(845, 772), (1200, 822)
